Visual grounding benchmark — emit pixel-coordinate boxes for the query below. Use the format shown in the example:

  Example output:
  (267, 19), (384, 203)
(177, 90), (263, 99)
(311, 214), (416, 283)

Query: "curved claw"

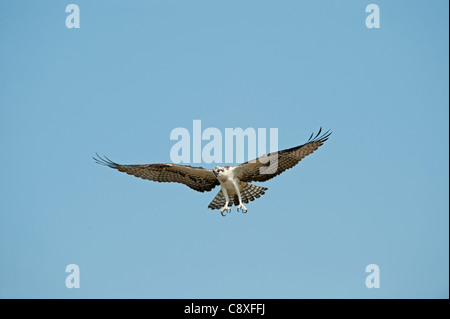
(221, 207), (231, 216)
(221, 211), (227, 217)
(237, 204), (248, 214)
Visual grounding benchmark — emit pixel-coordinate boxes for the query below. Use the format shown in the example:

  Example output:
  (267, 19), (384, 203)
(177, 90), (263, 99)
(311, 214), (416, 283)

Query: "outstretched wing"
(233, 128), (331, 183)
(93, 155), (219, 193)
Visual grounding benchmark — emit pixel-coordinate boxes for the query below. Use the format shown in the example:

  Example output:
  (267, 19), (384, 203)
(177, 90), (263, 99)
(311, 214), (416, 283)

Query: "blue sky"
(0, 0), (448, 298)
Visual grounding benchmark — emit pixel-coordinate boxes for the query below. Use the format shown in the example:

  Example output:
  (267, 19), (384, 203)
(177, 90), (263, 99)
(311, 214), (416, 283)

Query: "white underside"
(216, 167), (247, 213)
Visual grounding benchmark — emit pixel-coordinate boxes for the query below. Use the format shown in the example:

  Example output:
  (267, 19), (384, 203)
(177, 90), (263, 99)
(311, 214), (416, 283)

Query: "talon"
(221, 206), (231, 216)
(237, 204), (247, 213)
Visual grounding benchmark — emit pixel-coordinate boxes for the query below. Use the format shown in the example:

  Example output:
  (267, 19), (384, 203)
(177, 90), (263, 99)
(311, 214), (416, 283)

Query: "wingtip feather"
(93, 153), (118, 168)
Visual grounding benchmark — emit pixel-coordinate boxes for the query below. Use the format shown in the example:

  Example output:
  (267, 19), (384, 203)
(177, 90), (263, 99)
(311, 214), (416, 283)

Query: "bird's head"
(213, 167), (225, 177)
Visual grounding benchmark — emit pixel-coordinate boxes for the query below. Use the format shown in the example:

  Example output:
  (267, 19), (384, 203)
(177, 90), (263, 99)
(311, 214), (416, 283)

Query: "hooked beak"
(213, 170), (218, 177)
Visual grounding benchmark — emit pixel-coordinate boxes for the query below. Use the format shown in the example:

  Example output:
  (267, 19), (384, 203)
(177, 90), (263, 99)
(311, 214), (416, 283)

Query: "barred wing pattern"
(93, 155), (219, 193)
(234, 128), (331, 183)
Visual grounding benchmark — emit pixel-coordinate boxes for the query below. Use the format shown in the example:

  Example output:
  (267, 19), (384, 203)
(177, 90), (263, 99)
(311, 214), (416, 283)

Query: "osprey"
(94, 128), (331, 216)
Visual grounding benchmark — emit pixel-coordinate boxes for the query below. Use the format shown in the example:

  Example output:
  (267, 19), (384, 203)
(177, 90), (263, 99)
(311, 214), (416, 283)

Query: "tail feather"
(208, 190), (226, 210)
(207, 183), (268, 210)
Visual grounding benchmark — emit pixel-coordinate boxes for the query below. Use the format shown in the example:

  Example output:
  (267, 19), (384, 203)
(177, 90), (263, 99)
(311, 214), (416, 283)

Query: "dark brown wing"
(93, 155), (219, 193)
(233, 128), (331, 183)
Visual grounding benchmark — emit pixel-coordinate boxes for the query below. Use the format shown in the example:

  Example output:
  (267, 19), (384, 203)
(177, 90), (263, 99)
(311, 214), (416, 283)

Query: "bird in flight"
(94, 128), (331, 216)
